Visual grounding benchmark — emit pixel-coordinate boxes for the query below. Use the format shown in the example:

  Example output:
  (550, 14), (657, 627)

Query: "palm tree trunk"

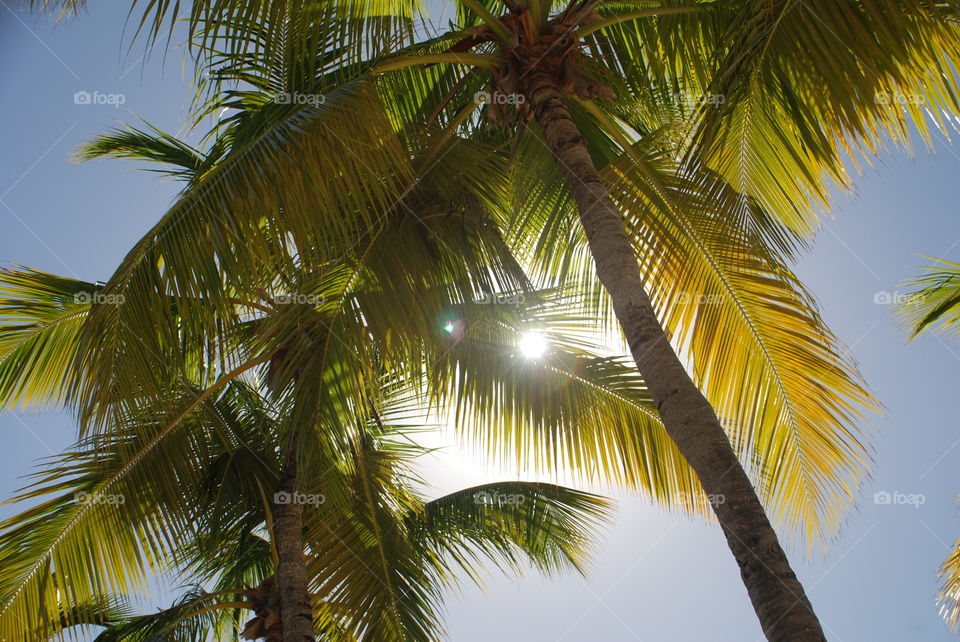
(274, 440), (316, 641)
(524, 71), (826, 641)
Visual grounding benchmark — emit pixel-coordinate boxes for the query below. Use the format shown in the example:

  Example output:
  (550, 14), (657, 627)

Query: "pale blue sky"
(2, 4), (960, 641)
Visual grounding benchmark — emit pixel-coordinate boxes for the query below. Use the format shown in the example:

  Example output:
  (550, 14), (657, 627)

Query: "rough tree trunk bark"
(274, 440), (317, 641)
(524, 70), (826, 641)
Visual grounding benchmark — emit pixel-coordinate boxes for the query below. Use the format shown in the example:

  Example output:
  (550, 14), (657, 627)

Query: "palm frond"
(898, 258), (960, 338)
(0, 381), (264, 640)
(93, 588), (247, 642)
(0, 268), (96, 409)
(72, 79), (414, 427)
(506, 119), (876, 547)
(413, 481), (612, 580)
(76, 121), (217, 182)
(692, 0), (960, 232)
(939, 532), (960, 634)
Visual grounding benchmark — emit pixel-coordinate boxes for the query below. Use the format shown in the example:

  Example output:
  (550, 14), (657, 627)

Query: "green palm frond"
(23, 0), (425, 65)
(429, 317), (706, 514)
(51, 595), (134, 639)
(413, 481), (612, 580)
(299, 418), (611, 642)
(92, 588), (247, 642)
(898, 258), (960, 338)
(0, 379), (268, 640)
(76, 120), (221, 182)
(0, 268), (95, 409)
(71, 79), (414, 425)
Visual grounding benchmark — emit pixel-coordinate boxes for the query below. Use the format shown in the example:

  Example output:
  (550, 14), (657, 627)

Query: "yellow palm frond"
(506, 123), (877, 548)
(939, 533), (960, 633)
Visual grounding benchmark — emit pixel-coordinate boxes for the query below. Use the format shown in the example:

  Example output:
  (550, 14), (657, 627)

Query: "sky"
(1, 4), (960, 641)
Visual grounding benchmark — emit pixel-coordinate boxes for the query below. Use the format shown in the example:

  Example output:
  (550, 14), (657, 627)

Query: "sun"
(519, 332), (548, 359)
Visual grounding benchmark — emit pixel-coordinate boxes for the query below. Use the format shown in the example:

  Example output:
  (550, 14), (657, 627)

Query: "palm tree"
(6, 173), (736, 637)
(898, 258), (960, 633)
(0, 36), (685, 633)
(19, 1), (946, 638)
(370, 5), (959, 637)
(0, 86), (715, 636)
(0, 373), (612, 641)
